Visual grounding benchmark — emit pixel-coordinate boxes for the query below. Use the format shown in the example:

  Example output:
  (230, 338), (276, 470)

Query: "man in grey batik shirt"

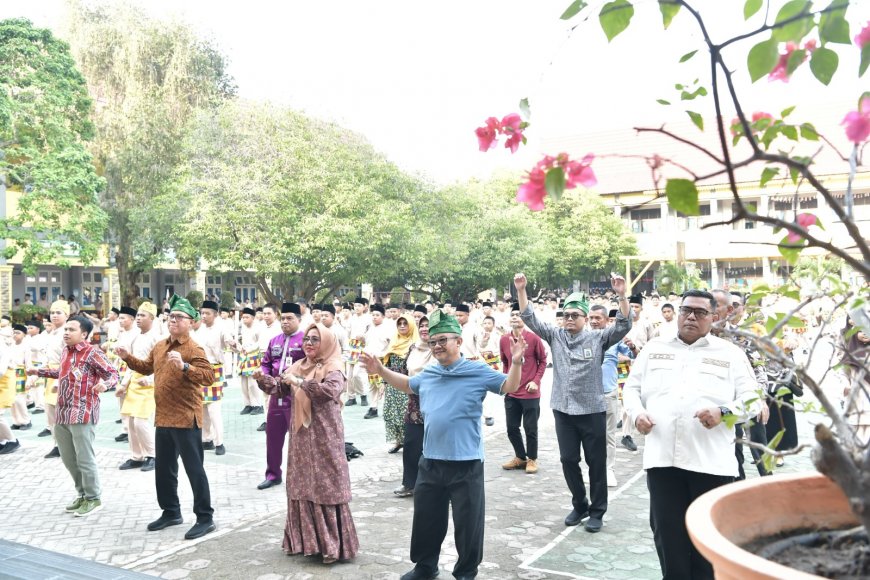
(514, 272), (631, 533)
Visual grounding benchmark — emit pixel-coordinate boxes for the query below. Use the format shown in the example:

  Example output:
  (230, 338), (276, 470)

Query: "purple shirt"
(261, 330), (305, 377)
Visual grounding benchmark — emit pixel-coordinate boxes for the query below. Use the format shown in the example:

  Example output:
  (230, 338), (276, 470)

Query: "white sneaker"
(607, 468), (618, 488)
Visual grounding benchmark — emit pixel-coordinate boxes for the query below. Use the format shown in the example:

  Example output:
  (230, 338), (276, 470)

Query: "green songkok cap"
(427, 309), (462, 336)
(169, 294), (200, 322)
(562, 292), (589, 315)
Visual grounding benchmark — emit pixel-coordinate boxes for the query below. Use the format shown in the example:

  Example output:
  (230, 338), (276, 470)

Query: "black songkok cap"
(454, 304), (470, 313)
(119, 306), (138, 317)
(281, 302), (301, 315)
(201, 300), (220, 312)
(414, 304), (427, 314)
(370, 303), (386, 315)
(628, 294), (643, 305)
(242, 307), (256, 316)
(322, 304), (336, 315)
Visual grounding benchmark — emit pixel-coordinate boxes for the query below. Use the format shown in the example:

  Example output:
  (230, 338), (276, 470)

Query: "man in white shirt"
(362, 303), (392, 419)
(622, 289), (761, 580)
(346, 298), (372, 407)
(657, 303), (678, 340)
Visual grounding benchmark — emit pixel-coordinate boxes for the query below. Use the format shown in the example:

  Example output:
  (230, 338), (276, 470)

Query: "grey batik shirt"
(522, 304), (631, 415)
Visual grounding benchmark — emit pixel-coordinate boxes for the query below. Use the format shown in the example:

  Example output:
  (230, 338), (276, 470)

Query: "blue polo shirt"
(409, 357), (506, 461)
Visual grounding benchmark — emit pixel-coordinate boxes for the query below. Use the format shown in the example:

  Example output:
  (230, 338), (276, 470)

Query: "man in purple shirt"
(252, 302), (304, 490)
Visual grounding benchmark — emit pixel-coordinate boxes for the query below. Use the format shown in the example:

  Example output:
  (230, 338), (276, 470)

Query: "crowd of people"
(0, 276), (865, 580)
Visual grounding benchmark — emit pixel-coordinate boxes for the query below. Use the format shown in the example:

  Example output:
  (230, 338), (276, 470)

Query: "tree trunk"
(255, 275), (279, 306)
(113, 238), (142, 308)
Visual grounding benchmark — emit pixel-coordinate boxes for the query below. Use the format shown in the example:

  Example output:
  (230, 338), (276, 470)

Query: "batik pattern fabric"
(382, 353), (409, 443)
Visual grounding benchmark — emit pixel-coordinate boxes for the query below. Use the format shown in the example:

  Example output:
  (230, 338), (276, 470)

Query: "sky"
(4, 0), (869, 185)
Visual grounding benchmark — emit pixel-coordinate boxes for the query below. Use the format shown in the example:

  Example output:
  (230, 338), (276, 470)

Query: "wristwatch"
(718, 406), (732, 417)
(182, 362), (190, 373)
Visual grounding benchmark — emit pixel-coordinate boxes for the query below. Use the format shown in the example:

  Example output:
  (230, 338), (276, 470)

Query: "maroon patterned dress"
(284, 369), (358, 561)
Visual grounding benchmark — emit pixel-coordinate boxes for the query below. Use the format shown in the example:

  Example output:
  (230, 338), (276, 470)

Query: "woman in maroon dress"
(261, 323), (358, 563)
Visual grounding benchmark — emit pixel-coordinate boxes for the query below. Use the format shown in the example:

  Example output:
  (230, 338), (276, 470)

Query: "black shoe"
(119, 459), (145, 470)
(115, 433), (128, 442)
(32, 408), (44, 414)
(344, 398), (357, 406)
(257, 478), (281, 490)
(184, 521), (216, 540)
(0, 440), (21, 455)
(257, 422), (266, 432)
(250, 406), (264, 415)
(44, 446), (60, 459)
(621, 435), (638, 452)
(141, 457), (156, 472)
(584, 517), (603, 533)
(616, 419), (623, 429)
(360, 395), (368, 406)
(393, 485), (414, 497)
(215, 445), (226, 456)
(202, 441), (215, 450)
(11, 424), (20, 430)
(400, 567), (439, 580)
(26, 402), (35, 409)
(388, 444), (403, 454)
(37, 428), (51, 437)
(564, 508), (590, 526)
(18, 422), (31, 431)
(363, 408), (378, 419)
(115, 418), (122, 424)
(147, 515), (183, 531)
(240, 405), (253, 415)
(485, 417), (495, 426)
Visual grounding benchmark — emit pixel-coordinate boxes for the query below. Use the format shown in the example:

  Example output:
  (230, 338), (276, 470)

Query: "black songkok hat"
(322, 304), (336, 315)
(201, 300), (220, 312)
(370, 303), (386, 315)
(454, 304), (470, 313)
(510, 302), (520, 313)
(241, 307), (256, 316)
(628, 294), (643, 306)
(281, 302), (301, 316)
(110, 307), (120, 315)
(414, 304), (427, 314)
(482, 301), (493, 307)
(608, 309), (618, 318)
(12, 323), (26, 333)
(354, 297), (368, 306)
(119, 306), (138, 317)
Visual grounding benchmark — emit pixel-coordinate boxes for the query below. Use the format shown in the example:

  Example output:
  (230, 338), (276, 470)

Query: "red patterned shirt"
(39, 341), (119, 424)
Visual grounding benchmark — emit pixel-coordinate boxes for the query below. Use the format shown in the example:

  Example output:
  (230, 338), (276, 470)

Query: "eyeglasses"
(679, 306), (711, 319)
(427, 337), (457, 348)
(168, 314), (192, 322)
(302, 336), (321, 344)
(564, 312), (585, 320)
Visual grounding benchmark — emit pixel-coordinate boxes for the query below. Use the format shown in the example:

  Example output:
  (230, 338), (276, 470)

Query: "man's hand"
(635, 412), (655, 434)
(758, 403), (770, 425)
(610, 273), (627, 295)
(623, 337), (636, 351)
(92, 381), (107, 394)
(252, 369), (264, 381)
(527, 381), (538, 393)
(510, 334), (527, 364)
(115, 346), (130, 359)
(25, 368), (39, 376)
(513, 273), (527, 292)
(166, 351), (184, 370)
(136, 377), (149, 386)
(360, 352), (382, 375)
(694, 407), (723, 429)
(115, 385), (126, 397)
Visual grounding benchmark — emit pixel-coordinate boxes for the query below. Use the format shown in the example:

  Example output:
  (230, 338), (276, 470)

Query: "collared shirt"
(256, 320), (283, 351)
(364, 322), (391, 357)
(44, 325), (65, 366)
(192, 321), (234, 364)
(39, 342), (119, 425)
(349, 313), (372, 341)
(260, 331), (305, 378)
(460, 323), (481, 360)
(622, 334), (763, 477)
(499, 330), (547, 399)
(126, 327), (162, 387)
(602, 341), (633, 394)
(522, 304), (631, 415)
(409, 357), (506, 461)
(240, 323), (260, 352)
(121, 333), (215, 428)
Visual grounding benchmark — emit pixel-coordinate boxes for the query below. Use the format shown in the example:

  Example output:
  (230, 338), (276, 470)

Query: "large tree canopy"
(0, 17), (106, 270)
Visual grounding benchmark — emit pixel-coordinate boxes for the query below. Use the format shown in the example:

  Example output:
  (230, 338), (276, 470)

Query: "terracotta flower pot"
(686, 472), (859, 579)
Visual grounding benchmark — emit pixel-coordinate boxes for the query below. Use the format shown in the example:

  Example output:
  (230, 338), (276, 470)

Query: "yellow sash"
(121, 371), (156, 419)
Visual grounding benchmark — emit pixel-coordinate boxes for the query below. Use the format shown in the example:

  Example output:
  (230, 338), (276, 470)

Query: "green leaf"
(599, 0), (635, 42)
(772, 1), (814, 43)
(519, 97), (531, 120)
(800, 122), (819, 140)
(666, 178), (699, 215)
(810, 46), (838, 85)
(760, 167), (780, 187)
(781, 105), (796, 118)
(778, 234), (805, 264)
(819, 0), (850, 44)
(679, 49), (698, 63)
(545, 167), (566, 200)
(769, 428), (785, 450)
(659, 0), (681, 29)
(687, 110), (704, 131)
(785, 48), (806, 75)
(560, 0), (588, 20)
(656, 98), (671, 105)
(748, 39), (779, 82)
(775, 386), (793, 397)
(860, 44), (870, 77)
(722, 413), (739, 429)
(782, 125), (799, 141)
(744, 0), (763, 19)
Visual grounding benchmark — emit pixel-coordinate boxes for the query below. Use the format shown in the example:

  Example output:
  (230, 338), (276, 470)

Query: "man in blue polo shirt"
(362, 309), (526, 580)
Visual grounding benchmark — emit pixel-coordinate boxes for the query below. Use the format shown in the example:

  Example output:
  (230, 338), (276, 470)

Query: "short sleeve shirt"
(409, 357), (506, 461)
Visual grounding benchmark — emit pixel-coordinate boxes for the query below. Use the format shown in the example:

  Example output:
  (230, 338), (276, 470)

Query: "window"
(732, 201), (758, 230)
(137, 273), (152, 299)
(26, 270), (62, 304)
(81, 271), (103, 306)
(628, 207), (662, 233)
(676, 204), (711, 230)
(234, 275), (257, 304)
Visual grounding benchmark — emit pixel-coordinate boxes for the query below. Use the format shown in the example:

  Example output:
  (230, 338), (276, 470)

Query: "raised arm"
(361, 352), (411, 394)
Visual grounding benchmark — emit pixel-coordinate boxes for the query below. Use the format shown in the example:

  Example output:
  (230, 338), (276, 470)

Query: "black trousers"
(410, 458), (484, 578)
(735, 421), (771, 479)
(505, 396), (540, 460)
(155, 426), (214, 523)
(647, 467), (733, 580)
(402, 423), (424, 489)
(553, 410), (607, 518)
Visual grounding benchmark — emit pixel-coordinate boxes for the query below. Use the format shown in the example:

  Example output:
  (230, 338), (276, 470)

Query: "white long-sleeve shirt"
(622, 333), (762, 477)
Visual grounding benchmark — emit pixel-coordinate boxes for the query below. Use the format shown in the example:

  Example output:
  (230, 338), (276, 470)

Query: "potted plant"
(479, 0), (869, 576)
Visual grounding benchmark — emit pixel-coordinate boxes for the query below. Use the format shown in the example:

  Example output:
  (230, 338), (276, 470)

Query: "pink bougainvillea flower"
(475, 117), (501, 152)
(842, 97), (870, 144)
(751, 111), (774, 123)
(516, 166), (548, 211)
(787, 213), (819, 243)
(855, 21), (870, 48)
(504, 131), (524, 154)
(565, 154), (597, 188)
(501, 113), (523, 133)
(803, 39), (817, 52)
(769, 42), (806, 83)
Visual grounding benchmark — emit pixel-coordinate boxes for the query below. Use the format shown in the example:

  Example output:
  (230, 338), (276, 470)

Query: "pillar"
(0, 265), (13, 316)
(102, 268), (120, 313)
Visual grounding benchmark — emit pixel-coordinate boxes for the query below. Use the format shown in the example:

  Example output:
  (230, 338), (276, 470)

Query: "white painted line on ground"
(518, 467), (646, 575)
